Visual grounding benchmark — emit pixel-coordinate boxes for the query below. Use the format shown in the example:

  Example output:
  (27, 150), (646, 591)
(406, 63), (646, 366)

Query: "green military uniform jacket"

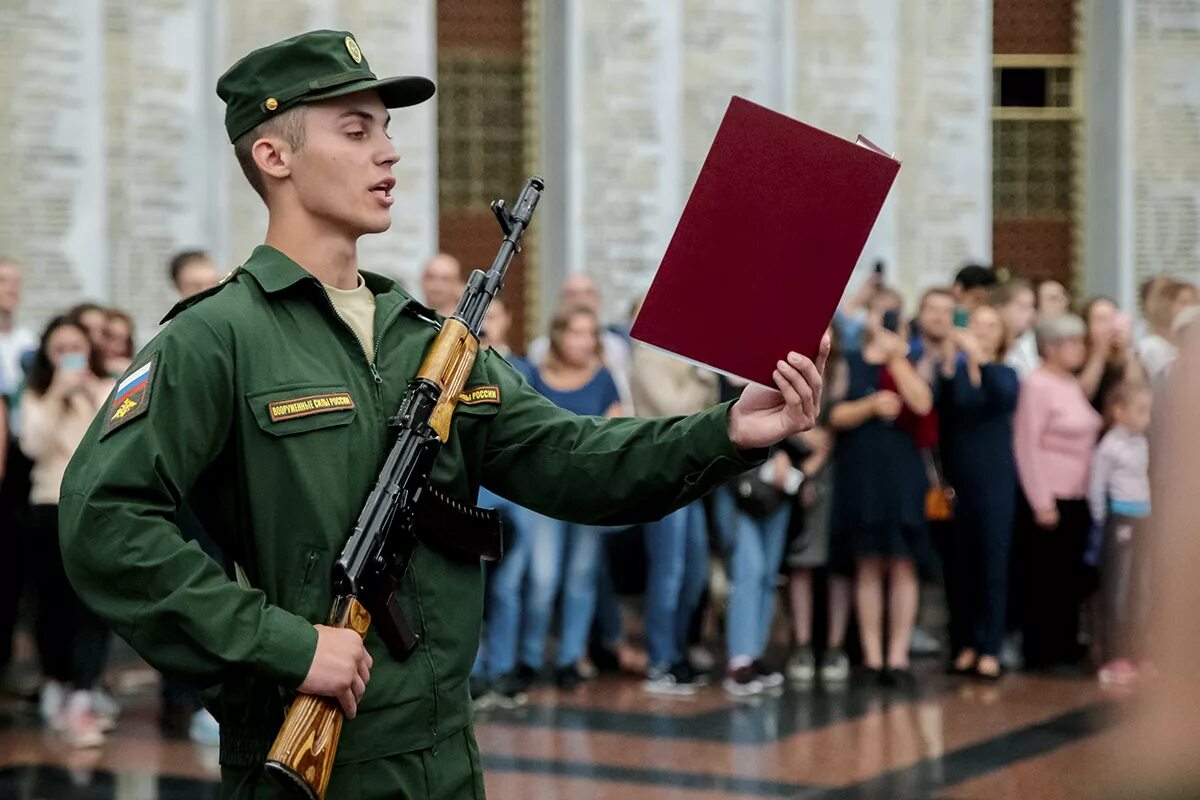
(59, 245), (759, 768)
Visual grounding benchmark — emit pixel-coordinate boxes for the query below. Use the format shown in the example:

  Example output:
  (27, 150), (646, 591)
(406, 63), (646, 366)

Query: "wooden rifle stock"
(264, 597), (371, 800)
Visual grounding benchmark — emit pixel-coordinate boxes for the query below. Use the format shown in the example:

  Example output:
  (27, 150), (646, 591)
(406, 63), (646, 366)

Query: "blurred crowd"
(0, 251), (1195, 748)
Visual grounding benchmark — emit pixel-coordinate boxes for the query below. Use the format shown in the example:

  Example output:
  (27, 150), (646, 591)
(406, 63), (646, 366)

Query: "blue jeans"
(643, 502), (709, 669)
(554, 521), (615, 668)
(594, 549), (623, 648)
(489, 510), (609, 671)
(472, 488), (535, 680)
(726, 505), (791, 661)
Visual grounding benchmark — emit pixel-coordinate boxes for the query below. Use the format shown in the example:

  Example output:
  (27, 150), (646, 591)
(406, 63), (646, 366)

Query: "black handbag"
(732, 467), (790, 519)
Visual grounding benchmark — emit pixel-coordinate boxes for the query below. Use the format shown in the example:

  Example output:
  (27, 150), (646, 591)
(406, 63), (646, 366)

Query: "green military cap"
(216, 29), (435, 143)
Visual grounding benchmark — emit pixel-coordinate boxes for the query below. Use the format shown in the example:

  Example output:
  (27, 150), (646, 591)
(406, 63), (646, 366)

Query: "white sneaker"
(40, 680), (66, 730)
(189, 709), (220, 746)
(688, 646), (716, 673)
(723, 665), (765, 697)
(820, 648), (851, 683)
(753, 660), (785, 690)
(643, 666), (699, 697)
(90, 688), (119, 732)
(786, 647), (816, 683)
(60, 690), (105, 749)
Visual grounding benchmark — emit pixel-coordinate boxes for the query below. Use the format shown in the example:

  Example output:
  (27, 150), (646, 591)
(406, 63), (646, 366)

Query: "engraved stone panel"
(104, 0), (211, 339)
(895, 0), (991, 293)
(567, 0), (684, 321)
(790, 0), (901, 291)
(0, 1), (437, 339)
(0, 0), (104, 328)
(1133, 3), (1200, 283)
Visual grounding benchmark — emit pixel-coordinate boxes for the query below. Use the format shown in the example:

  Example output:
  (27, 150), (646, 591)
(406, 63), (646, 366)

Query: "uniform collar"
(162, 244), (428, 324)
(241, 245), (419, 311)
(241, 245), (330, 294)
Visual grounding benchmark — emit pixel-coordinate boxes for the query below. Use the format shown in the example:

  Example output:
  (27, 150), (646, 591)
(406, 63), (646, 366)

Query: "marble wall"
(1133, 2), (1200, 284)
(0, 0), (436, 342)
(560, 0), (992, 323)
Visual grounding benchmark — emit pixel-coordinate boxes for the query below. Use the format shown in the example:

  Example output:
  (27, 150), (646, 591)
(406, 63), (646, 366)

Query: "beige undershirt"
(324, 275), (377, 362)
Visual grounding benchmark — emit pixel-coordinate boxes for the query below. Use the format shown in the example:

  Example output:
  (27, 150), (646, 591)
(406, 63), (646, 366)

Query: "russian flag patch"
(102, 360), (154, 436)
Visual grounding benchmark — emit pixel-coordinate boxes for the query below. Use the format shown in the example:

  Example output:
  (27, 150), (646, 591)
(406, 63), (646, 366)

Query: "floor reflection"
(0, 663), (1115, 800)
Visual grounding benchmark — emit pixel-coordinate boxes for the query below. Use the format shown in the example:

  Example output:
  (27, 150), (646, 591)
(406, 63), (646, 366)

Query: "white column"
(1084, 0), (1134, 306)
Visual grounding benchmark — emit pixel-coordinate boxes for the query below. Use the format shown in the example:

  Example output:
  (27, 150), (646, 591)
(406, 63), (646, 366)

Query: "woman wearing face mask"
(19, 317), (115, 748)
(1013, 314), (1103, 670)
(938, 306), (1020, 680)
(829, 289), (933, 686)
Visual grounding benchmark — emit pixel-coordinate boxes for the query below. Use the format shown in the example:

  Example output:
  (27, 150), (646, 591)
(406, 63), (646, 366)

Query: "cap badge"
(265, 97), (279, 111)
(345, 36), (363, 64)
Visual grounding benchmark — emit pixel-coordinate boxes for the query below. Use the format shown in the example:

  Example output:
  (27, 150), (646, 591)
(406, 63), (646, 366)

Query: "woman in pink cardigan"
(1013, 314), (1103, 670)
(20, 316), (115, 748)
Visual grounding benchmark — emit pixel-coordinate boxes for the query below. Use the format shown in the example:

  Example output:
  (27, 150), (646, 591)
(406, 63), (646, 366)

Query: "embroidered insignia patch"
(459, 385), (500, 406)
(102, 361), (154, 436)
(268, 392), (356, 422)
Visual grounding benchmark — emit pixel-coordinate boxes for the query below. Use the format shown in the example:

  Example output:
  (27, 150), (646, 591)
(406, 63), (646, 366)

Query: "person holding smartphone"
(951, 264), (998, 317)
(829, 289), (934, 686)
(19, 317), (115, 748)
(1080, 297), (1147, 416)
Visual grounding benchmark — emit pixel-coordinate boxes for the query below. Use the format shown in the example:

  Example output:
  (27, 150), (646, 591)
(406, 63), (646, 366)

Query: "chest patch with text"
(268, 392), (356, 422)
(102, 360), (153, 436)
(458, 385), (500, 406)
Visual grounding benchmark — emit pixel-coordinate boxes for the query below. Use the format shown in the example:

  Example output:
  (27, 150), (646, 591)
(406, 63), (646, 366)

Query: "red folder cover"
(630, 96), (900, 387)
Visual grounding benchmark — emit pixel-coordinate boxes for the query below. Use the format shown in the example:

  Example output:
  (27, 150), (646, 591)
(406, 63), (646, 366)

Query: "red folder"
(630, 96), (900, 387)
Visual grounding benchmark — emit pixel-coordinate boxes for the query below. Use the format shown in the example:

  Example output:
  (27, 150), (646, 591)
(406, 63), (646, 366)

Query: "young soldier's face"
(292, 91), (399, 237)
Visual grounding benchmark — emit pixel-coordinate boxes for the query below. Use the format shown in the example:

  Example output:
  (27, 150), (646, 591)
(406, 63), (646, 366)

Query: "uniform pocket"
(292, 546), (329, 622)
(245, 383), (358, 437)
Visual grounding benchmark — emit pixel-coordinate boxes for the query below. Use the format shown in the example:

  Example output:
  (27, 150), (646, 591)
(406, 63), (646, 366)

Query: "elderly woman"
(1013, 314), (1103, 670)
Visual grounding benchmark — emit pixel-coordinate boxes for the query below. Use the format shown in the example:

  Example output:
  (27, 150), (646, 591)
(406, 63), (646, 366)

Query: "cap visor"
(304, 75), (435, 108)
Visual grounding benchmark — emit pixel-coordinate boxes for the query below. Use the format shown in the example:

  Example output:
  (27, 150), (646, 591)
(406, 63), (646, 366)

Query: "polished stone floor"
(0, 663), (1126, 799)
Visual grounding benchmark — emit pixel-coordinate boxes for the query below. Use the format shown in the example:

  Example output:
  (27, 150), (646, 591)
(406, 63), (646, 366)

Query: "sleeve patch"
(101, 360), (154, 437)
(459, 385), (500, 406)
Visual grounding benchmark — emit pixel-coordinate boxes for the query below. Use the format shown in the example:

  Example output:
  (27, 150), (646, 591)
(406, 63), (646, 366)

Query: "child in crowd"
(1087, 383), (1153, 686)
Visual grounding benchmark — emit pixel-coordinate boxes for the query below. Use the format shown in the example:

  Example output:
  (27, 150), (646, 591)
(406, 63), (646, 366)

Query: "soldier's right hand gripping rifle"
(264, 176), (545, 800)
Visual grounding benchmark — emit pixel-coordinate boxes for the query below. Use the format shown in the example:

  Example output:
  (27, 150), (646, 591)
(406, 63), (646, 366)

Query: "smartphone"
(882, 308), (901, 333)
(953, 307), (970, 328)
(59, 352), (88, 372)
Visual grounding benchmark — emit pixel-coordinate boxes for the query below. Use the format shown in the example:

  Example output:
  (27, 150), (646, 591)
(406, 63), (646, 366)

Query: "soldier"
(59, 30), (828, 799)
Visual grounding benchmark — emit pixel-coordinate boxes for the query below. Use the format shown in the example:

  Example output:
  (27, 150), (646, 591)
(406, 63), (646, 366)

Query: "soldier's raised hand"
(727, 334), (831, 449)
